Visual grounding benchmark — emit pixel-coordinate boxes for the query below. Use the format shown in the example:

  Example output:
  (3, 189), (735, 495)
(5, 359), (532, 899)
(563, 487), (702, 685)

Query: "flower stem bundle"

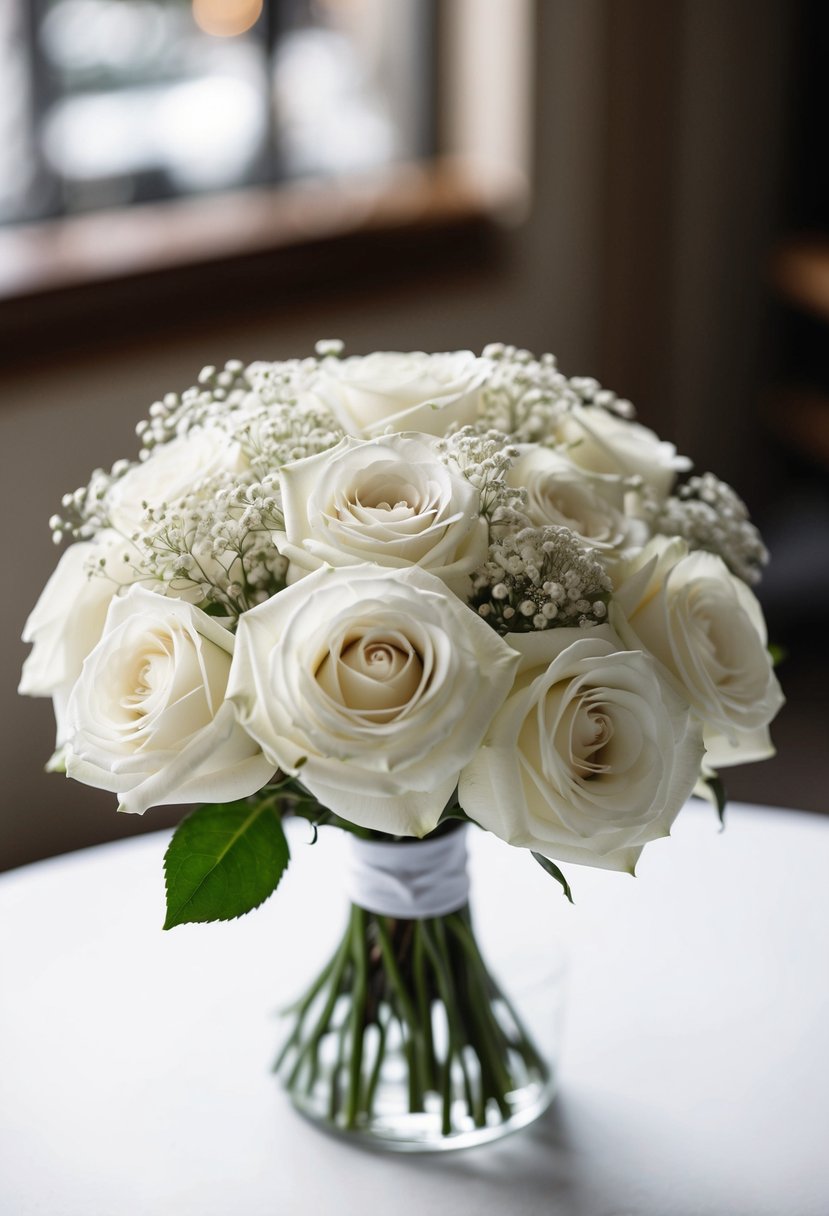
(276, 903), (549, 1138)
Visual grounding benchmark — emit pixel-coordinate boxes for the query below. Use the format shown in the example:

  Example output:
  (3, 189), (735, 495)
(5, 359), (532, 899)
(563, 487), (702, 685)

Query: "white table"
(1, 802), (828, 1216)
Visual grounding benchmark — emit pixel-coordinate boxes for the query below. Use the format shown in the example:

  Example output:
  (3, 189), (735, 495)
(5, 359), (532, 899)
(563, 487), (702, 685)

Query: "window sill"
(771, 235), (829, 324)
(0, 159), (524, 368)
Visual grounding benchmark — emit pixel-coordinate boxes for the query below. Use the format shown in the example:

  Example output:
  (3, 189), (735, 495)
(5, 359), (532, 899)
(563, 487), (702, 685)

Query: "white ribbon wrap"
(345, 827), (469, 919)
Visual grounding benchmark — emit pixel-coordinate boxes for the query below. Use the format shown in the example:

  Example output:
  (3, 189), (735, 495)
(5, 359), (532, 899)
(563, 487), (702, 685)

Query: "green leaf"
(438, 804), (470, 828)
(768, 642), (787, 668)
(45, 746), (67, 774)
(703, 773), (728, 830)
(531, 852), (574, 903)
(202, 601), (229, 617)
(436, 786), (468, 827)
(163, 798), (289, 929)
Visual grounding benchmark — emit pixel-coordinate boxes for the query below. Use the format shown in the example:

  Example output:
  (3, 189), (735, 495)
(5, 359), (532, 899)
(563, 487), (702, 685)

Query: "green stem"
(328, 1008), (349, 1122)
(364, 1007), (390, 1117)
(412, 922), (436, 1093)
(444, 919), (514, 1117)
(419, 919), (464, 1135)
(345, 907), (368, 1129)
(450, 912), (546, 1075)
(285, 926), (352, 1089)
(273, 941), (343, 1072)
(374, 916), (426, 1111)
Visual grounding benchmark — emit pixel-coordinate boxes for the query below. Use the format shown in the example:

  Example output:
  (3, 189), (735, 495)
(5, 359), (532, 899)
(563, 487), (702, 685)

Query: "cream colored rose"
(308, 350), (490, 438)
(613, 537), (784, 767)
(508, 447), (649, 571)
(106, 427), (247, 534)
(19, 531), (142, 746)
(459, 624), (703, 873)
(65, 586), (273, 814)
(554, 405), (690, 501)
(227, 564), (520, 836)
(278, 433), (488, 591)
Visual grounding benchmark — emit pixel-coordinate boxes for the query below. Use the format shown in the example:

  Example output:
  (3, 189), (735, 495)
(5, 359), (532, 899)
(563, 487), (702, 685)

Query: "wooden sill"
(770, 237), (829, 324)
(0, 159), (523, 367)
(766, 387), (829, 470)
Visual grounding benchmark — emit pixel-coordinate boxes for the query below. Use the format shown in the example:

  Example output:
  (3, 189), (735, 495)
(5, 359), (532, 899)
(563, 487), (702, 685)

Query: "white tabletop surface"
(1, 801), (828, 1216)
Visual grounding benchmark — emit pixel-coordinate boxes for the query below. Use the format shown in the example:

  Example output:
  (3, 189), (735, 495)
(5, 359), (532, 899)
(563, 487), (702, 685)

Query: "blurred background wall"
(2, 0), (826, 871)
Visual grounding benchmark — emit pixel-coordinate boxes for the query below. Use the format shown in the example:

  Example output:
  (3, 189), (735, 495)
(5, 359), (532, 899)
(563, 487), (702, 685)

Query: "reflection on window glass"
(0, 0), (431, 225)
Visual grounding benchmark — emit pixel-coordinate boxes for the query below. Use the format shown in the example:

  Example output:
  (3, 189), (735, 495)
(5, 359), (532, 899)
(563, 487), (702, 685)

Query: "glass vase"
(274, 825), (562, 1152)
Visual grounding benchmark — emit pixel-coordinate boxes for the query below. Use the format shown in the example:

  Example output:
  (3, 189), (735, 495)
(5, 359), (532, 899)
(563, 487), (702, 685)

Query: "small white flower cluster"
(50, 464), (127, 543)
(51, 357), (344, 613)
(55, 354), (341, 522)
(435, 427), (526, 523)
(131, 392), (341, 615)
(476, 343), (634, 445)
(136, 359), (254, 456)
(476, 344), (577, 443)
(235, 400), (343, 483)
(471, 525), (612, 632)
(653, 473), (768, 585)
(567, 375), (635, 418)
(134, 358), (343, 473)
(138, 478), (289, 616)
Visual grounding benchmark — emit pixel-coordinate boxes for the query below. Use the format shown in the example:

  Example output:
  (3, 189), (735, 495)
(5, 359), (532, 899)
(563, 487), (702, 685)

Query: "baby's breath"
(653, 473), (768, 585)
(136, 359), (254, 456)
(474, 344), (635, 445)
(470, 525), (612, 633)
(52, 466), (118, 542)
(137, 476), (289, 619)
(235, 401), (343, 480)
(435, 427), (526, 523)
(49, 353), (344, 613)
(476, 345), (577, 443)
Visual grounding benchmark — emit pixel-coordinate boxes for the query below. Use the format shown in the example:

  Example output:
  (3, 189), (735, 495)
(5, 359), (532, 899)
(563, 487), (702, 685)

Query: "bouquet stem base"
(275, 902), (555, 1153)
(289, 1076), (555, 1154)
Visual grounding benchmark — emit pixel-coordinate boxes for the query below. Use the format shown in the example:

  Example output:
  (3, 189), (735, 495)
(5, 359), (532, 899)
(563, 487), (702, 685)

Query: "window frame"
(0, 1), (534, 369)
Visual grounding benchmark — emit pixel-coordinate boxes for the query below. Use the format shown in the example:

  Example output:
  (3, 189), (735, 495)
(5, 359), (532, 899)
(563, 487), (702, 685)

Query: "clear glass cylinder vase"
(275, 825), (564, 1152)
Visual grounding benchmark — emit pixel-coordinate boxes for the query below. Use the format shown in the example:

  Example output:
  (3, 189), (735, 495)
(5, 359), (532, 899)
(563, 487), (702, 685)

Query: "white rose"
(65, 585), (273, 814)
(508, 447), (649, 570)
(459, 624), (703, 873)
(227, 564), (520, 836)
(279, 433), (489, 592)
(106, 427), (247, 534)
(555, 405), (690, 501)
(613, 537), (784, 767)
(19, 532), (141, 745)
(308, 350), (491, 438)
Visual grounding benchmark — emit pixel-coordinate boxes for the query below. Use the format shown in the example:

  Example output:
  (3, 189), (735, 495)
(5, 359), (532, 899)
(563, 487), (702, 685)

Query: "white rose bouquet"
(20, 341), (783, 1143)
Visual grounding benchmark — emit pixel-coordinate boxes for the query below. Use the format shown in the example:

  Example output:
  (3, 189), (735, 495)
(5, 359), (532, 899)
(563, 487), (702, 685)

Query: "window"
(0, 0), (532, 362)
(0, 0), (434, 226)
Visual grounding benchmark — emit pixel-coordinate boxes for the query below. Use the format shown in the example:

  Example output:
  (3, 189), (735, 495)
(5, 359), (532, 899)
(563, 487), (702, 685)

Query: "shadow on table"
(386, 1098), (586, 1210)
(350, 1091), (656, 1216)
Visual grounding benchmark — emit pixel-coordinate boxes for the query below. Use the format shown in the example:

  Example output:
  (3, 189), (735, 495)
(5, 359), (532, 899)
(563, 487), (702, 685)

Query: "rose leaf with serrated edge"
(163, 798), (289, 929)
